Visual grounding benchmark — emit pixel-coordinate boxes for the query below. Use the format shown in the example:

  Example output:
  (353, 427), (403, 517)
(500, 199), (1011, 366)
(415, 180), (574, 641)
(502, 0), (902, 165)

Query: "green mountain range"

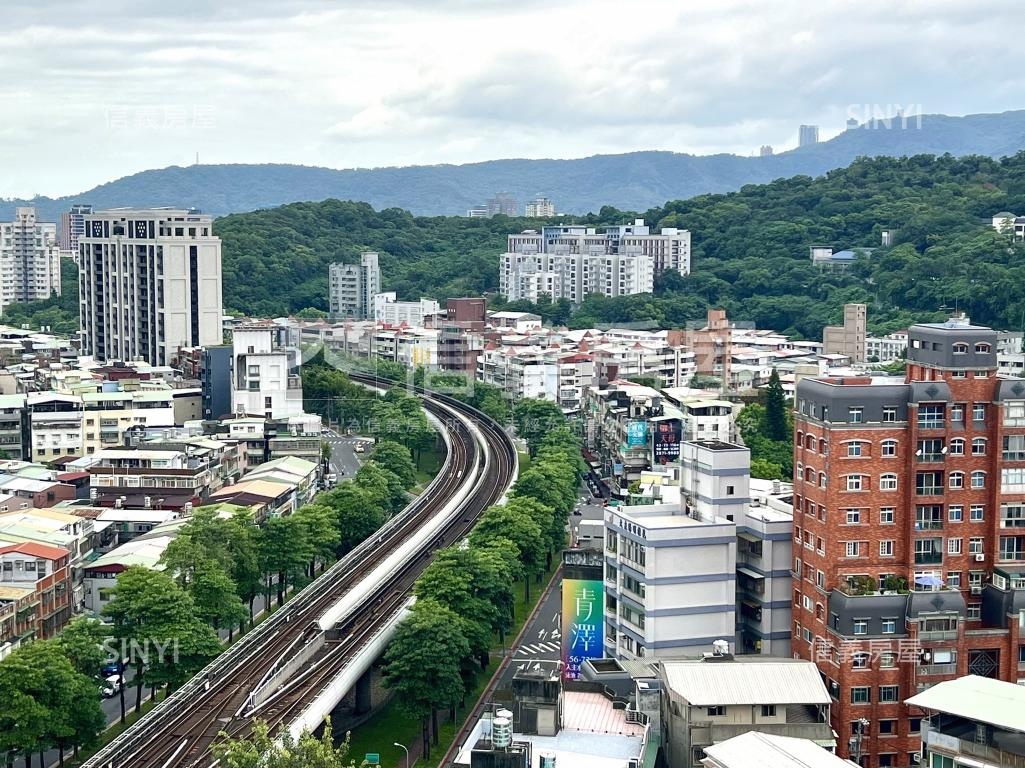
(4, 110), (1025, 220)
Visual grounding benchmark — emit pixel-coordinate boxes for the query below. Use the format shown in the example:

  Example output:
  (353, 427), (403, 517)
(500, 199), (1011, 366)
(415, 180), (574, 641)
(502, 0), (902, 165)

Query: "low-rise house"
(701, 732), (857, 768)
(660, 654), (835, 768)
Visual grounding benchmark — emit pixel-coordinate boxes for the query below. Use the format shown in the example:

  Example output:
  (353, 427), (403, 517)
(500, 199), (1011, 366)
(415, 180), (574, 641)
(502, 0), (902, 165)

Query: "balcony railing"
(915, 521), (944, 531)
(914, 552), (944, 565)
(916, 486), (944, 496)
(917, 663), (957, 676)
(918, 628), (958, 641)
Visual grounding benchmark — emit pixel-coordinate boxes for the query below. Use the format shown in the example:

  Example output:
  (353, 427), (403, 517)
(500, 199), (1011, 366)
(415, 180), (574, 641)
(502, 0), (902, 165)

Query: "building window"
(948, 538), (963, 555)
(880, 540), (894, 557)
(845, 542), (861, 558)
(948, 571), (961, 588)
(846, 475), (864, 492)
(706, 706), (725, 717)
(879, 685), (899, 703)
(881, 440), (898, 457)
(969, 537), (984, 555)
(880, 651), (898, 668)
(949, 505), (963, 522)
(909, 717), (921, 734)
(880, 507), (895, 525)
(846, 509), (861, 525)
(760, 705), (776, 717)
(853, 619), (868, 635)
(849, 407), (864, 423)
(973, 403), (987, 422)
(949, 438), (965, 456)
(975, 343), (992, 353)
(918, 404), (945, 429)
(882, 406), (898, 422)
(881, 618), (896, 634)
(852, 652), (870, 669)
(967, 605), (982, 620)
(952, 342), (969, 354)
(880, 473), (898, 491)
(1005, 401), (1025, 427)
(1004, 434), (1025, 460)
(878, 719), (896, 735)
(847, 441), (864, 457)
(971, 471), (986, 489)
(851, 686), (870, 704)
(949, 472), (965, 490)
(972, 438), (988, 456)
(819, 472), (827, 488)
(970, 504), (985, 522)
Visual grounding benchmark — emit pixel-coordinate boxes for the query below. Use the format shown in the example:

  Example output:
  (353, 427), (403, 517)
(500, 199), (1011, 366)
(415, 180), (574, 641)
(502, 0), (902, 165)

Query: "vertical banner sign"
(561, 578), (604, 680)
(626, 421), (648, 447)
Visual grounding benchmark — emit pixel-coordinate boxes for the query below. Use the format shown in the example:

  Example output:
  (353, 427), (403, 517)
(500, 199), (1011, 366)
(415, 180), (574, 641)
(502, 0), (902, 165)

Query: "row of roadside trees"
(380, 397), (578, 761)
(0, 435), (422, 768)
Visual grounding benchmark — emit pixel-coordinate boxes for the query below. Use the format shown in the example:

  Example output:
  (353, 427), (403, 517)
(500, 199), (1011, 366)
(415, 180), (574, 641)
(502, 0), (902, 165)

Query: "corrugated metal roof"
(661, 659), (830, 706)
(704, 733), (857, 768)
(906, 675), (1025, 733)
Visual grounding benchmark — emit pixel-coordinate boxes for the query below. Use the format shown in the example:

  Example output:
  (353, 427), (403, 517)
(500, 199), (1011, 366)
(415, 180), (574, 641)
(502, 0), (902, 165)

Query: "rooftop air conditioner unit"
(974, 553), (985, 562)
(970, 585), (982, 595)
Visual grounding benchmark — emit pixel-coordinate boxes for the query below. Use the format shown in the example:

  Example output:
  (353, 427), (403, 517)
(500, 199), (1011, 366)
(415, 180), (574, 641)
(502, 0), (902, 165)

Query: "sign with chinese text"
(652, 418), (683, 463)
(561, 578), (604, 680)
(626, 421), (648, 447)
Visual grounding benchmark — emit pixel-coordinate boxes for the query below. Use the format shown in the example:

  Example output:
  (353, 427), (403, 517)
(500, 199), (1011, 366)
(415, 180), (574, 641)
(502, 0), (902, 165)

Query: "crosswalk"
(515, 641), (561, 656)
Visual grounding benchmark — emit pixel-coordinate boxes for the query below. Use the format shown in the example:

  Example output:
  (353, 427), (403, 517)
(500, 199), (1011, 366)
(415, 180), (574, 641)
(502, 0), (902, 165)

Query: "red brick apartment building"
(792, 317), (1025, 767)
(0, 541), (72, 651)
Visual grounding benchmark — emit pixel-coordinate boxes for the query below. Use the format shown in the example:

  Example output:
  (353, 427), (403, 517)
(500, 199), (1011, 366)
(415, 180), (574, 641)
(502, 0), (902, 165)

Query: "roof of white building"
(905, 675), (1025, 733)
(661, 658), (830, 706)
(703, 733), (857, 768)
(89, 535), (174, 570)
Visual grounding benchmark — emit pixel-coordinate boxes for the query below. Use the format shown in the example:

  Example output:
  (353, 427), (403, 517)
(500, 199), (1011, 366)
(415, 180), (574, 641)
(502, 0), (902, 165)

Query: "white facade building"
(499, 250), (654, 303)
(865, 331), (908, 362)
(524, 196), (556, 218)
(372, 292), (440, 327)
(329, 252), (381, 320)
(78, 208), (223, 365)
(0, 207), (61, 315)
(231, 324), (304, 419)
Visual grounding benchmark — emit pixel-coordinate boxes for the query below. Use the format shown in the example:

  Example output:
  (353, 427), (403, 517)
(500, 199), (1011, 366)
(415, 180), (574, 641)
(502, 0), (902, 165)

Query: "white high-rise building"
(372, 292), (440, 327)
(329, 252), (381, 320)
(0, 207), (61, 315)
(524, 196), (556, 218)
(231, 323), (304, 419)
(78, 208), (223, 365)
(499, 250), (653, 303)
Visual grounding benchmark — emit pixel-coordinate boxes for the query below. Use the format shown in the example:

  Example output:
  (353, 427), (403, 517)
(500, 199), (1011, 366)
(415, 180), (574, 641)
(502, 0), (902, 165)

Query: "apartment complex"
(524, 195), (556, 218)
(0, 207), (61, 315)
(792, 316), (1025, 766)
(59, 204), (92, 253)
(799, 124), (820, 146)
(372, 292), (440, 327)
(328, 252), (381, 320)
(78, 208), (224, 365)
(0, 541), (72, 648)
(823, 303), (867, 364)
(501, 220), (690, 303)
(231, 323), (303, 420)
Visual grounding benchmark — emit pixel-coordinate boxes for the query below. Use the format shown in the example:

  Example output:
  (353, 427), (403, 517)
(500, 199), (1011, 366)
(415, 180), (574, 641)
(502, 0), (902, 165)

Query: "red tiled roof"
(0, 541), (70, 560)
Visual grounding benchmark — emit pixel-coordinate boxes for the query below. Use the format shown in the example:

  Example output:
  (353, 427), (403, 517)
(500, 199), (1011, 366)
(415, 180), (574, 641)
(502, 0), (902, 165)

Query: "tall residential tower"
(0, 207), (61, 315)
(329, 251), (381, 320)
(78, 208), (223, 365)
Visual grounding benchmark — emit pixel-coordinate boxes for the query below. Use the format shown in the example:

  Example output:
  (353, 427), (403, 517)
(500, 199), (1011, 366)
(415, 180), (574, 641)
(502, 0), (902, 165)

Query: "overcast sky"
(2, 0), (1023, 198)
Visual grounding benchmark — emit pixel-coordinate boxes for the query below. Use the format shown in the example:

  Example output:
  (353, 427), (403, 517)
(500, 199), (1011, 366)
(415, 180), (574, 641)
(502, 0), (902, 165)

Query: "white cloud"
(1, 0), (1023, 197)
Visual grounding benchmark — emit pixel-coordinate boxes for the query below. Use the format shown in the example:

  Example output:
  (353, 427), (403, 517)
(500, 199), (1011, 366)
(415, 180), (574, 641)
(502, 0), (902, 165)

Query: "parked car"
(101, 659), (125, 677)
(101, 674), (122, 698)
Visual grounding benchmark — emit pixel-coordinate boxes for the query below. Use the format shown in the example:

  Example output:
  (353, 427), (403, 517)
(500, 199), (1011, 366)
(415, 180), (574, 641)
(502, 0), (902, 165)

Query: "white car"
(101, 674), (122, 698)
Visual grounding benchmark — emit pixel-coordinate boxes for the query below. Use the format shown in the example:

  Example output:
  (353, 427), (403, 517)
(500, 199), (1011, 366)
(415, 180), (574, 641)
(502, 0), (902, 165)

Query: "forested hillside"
(4, 110), (1025, 219)
(13, 152), (1025, 339)
(216, 152), (1025, 338)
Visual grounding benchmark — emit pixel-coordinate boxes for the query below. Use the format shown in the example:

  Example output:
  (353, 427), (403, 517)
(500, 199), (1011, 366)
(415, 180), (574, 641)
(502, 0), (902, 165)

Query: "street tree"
(382, 601), (471, 759)
(293, 503), (341, 577)
(102, 566), (220, 714)
(260, 515), (313, 606)
(226, 509), (264, 626)
(513, 399), (564, 456)
(765, 368), (789, 441)
(212, 719), (355, 768)
(319, 484), (386, 555)
(367, 440), (417, 489)
(56, 617), (108, 679)
(469, 503), (545, 600)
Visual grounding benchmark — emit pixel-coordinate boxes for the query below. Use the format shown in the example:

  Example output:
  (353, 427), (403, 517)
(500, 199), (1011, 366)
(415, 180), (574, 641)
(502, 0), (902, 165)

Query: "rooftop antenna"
(195, 152), (199, 166)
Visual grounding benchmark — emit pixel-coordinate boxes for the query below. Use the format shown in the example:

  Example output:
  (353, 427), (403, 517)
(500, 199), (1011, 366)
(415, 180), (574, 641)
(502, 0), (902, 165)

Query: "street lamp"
(393, 742), (409, 768)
